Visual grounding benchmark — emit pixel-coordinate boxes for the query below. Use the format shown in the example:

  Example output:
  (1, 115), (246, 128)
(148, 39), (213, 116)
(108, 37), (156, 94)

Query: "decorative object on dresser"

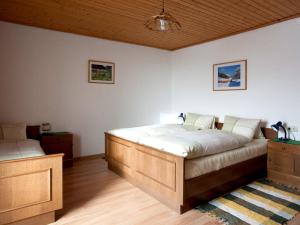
(41, 132), (73, 167)
(213, 60), (247, 91)
(271, 121), (289, 141)
(41, 122), (51, 133)
(268, 140), (300, 189)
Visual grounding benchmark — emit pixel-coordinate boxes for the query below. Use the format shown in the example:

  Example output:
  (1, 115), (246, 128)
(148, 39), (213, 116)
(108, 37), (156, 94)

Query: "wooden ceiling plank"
(110, 0), (247, 35)
(6, 0), (201, 42)
(244, 0), (290, 18)
(69, 0), (235, 39)
(217, 0), (280, 22)
(174, 12), (300, 50)
(0, 0), (299, 50)
(167, 0), (257, 28)
(0, 2), (186, 49)
(177, 0), (267, 26)
(75, 1), (224, 37)
(263, 0), (300, 14)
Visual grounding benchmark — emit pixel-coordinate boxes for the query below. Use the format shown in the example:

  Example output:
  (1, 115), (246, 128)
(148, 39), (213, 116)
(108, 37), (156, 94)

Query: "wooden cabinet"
(41, 133), (73, 167)
(268, 141), (300, 188)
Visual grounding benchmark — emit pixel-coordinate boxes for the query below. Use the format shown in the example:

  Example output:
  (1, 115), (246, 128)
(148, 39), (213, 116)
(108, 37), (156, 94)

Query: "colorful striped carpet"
(196, 179), (300, 225)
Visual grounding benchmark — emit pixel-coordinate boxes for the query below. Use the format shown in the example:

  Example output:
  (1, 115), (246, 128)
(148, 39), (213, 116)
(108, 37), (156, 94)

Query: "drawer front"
(56, 135), (73, 144)
(41, 136), (59, 144)
(42, 134), (72, 144)
(268, 142), (288, 152)
(268, 150), (294, 174)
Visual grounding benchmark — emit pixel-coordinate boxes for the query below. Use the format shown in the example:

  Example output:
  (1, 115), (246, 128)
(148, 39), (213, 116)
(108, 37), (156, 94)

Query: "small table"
(40, 132), (73, 168)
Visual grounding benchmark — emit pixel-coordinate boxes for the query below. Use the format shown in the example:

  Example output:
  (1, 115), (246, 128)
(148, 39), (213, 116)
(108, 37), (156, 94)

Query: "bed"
(105, 122), (276, 214)
(0, 125), (63, 225)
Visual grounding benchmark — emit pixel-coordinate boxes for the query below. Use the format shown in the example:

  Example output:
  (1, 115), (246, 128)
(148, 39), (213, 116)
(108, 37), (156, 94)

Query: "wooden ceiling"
(0, 0), (300, 50)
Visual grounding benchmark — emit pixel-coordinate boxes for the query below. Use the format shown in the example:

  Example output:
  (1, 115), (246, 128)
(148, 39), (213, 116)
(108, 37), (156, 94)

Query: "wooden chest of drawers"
(268, 141), (300, 188)
(41, 132), (73, 167)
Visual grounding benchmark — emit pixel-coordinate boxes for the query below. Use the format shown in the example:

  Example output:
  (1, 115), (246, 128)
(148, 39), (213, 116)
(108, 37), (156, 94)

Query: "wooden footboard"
(105, 133), (268, 214)
(0, 154), (63, 225)
(106, 124), (274, 214)
(105, 133), (184, 213)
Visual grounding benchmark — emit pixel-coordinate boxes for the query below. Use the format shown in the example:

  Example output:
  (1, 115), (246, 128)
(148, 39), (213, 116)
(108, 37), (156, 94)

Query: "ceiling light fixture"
(145, 0), (181, 32)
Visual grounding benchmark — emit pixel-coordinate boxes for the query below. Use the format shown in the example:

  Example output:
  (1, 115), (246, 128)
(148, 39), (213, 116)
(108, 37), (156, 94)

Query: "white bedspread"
(185, 139), (267, 179)
(108, 124), (250, 159)
(0, 139), (45, 161)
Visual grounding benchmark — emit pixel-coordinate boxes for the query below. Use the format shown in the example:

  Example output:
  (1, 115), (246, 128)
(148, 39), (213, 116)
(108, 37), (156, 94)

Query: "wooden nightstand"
(268, 140), (300, 188)
(41, 132), (73, 167)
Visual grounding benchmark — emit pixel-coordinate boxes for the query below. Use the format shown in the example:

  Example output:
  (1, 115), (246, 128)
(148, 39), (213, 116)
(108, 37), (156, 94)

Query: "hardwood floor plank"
(52, 157), (221, 225)
(51, 156), (300, 224)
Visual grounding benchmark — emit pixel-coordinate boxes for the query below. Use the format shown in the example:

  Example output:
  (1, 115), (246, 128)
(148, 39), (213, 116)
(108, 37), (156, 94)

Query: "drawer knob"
(282, 147), (286, 150)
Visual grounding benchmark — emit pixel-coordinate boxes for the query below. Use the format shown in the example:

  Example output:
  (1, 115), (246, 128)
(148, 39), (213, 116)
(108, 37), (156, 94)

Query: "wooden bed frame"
(0, 126), (63, 225)
(105, 122), (277, 214)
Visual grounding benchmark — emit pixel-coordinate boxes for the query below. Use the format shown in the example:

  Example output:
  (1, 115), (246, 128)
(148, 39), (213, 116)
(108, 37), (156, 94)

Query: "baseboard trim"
(74, 153), (105, 161)
(8, 212), (55, 225)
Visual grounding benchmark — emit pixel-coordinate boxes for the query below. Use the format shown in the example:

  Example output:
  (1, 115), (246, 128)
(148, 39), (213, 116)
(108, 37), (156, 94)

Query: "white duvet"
(0, 139), (45, 161)
(108, 124), (250, 159)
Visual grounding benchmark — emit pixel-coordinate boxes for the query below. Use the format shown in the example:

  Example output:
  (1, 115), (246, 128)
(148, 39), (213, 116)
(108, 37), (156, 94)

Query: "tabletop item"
(41, 122), (51, 133)
(271, 121), (289, 141)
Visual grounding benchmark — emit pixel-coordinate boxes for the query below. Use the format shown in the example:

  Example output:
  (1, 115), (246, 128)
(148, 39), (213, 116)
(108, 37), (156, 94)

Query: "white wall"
(1, 17), (299, 155)
(171, 18), (300, 138)
(0, 21), (172, 156)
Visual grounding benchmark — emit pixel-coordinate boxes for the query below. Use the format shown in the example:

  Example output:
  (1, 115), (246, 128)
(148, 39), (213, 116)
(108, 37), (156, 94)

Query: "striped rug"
(196, 179), (300, 225)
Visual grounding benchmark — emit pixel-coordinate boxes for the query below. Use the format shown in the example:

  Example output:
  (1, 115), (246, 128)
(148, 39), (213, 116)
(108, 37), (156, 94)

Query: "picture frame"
(213, 60), (247, 91)
(88, 60), (115, 84)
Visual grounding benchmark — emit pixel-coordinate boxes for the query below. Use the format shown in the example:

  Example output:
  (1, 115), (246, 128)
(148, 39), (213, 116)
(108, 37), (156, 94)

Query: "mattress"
(0, 139), (45, 161)
(108, 124), (250, 159)
(185, 139), (267, 179)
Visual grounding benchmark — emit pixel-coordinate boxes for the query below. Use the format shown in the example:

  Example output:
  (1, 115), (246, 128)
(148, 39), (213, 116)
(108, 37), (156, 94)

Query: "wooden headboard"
(26, 125), (40, 140)
(215, 122), (277, 139)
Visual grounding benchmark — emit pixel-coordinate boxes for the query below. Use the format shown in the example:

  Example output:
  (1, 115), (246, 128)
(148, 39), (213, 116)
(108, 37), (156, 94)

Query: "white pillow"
(194, 115), (215, 130)
(222, 116), (238, 132)
(1, 123), (27, 140)
(222, 115), (265, 139)
(255, 124), (266, 139)
(232, 119), (260, 141)
(184, 113), (201, 126)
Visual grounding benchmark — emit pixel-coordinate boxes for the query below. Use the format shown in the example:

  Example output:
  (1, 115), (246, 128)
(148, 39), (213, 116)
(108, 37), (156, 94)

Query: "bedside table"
(268, 140), (300, 188)
(41, 132), (73, 168)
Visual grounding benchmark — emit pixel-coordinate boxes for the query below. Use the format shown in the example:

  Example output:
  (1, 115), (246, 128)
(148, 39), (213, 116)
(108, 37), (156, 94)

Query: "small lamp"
(271, 121), (289, 141)
(178, 113), (186, 122)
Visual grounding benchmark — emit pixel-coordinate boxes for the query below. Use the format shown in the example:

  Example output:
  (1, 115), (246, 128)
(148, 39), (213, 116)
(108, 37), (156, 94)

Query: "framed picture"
(213, 60), (247, 91)
(88, 60), (115, 84)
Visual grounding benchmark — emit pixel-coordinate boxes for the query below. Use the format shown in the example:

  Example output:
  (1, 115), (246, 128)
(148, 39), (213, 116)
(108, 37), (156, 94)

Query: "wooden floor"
(52, 157), (220, 225)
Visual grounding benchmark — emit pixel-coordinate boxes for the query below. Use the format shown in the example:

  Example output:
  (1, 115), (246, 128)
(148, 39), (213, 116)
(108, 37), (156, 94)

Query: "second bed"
(105, 122), (276, 214)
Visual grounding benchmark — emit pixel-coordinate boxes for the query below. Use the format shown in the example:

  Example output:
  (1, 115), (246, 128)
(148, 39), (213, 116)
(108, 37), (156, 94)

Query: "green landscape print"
(91, 63), (112, 81)
(218, 64), (241, 87)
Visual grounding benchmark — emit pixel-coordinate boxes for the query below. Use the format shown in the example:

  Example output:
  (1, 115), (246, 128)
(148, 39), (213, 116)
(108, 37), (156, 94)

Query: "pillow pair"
(184, 113), (215, 130)
(222, 116), (264, 140)
(0, 123), (27, 140)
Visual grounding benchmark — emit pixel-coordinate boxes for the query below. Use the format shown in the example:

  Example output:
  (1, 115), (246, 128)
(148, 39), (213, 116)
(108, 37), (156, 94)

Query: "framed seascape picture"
(88, 60), (115, 84)
(213, 60), (247, 91)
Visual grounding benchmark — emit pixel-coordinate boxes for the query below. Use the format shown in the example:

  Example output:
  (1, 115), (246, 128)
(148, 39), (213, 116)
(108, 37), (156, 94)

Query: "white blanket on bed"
(108, 124), (250, 159)
(0, 139), (45, 161)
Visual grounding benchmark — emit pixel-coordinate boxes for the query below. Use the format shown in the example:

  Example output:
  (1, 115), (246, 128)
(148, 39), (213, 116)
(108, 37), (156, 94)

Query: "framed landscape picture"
(88, 60), (115, 84)
(213, 60), (247, 91)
